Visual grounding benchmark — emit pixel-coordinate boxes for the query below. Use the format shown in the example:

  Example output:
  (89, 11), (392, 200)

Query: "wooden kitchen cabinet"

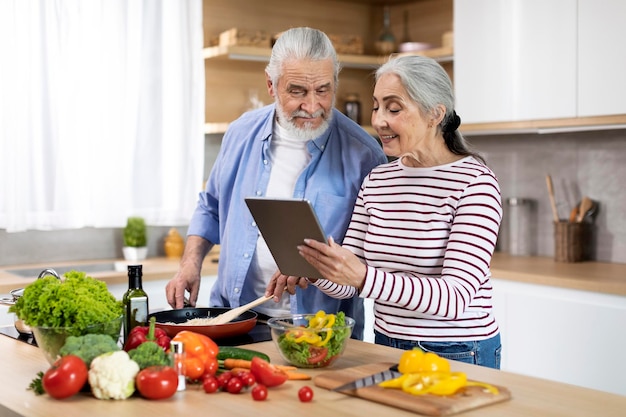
(202, 0), (453, 135)
(491, 278), (626, 397)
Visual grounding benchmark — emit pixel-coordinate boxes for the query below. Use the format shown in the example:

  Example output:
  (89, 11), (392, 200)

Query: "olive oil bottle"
(123, 264), (149, 342)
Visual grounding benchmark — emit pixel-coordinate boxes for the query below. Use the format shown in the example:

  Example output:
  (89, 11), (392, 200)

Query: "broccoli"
(128, 341), (170, 370)
(59, 334), (121, 367)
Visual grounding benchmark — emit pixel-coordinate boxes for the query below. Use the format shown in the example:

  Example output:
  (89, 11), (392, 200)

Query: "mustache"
(290, 109), (325, 119)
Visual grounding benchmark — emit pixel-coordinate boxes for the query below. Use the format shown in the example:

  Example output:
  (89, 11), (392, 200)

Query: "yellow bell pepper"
(380, 350), (499, 397)
(284, 310), (336, 347)
(398, 349), (451, 374)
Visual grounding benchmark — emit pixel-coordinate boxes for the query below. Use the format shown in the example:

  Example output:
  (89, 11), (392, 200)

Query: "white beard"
(275, 102), (334, 141)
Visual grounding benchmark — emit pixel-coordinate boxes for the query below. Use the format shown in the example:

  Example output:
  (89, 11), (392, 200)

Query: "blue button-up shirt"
(187, 104), (387, 339)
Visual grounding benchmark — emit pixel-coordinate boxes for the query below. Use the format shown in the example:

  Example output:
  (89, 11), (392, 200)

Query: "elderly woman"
(268, 55), (503, 369)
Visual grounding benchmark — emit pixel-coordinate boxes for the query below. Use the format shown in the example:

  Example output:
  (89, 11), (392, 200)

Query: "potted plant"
(122, 216), (148, 262)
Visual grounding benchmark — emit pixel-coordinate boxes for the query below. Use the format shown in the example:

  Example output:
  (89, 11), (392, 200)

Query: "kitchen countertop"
(0, 250), (221, 294)
(1, 335), (625, 417)
(1, 249), (624, 297)
(490, 253), (626, 296)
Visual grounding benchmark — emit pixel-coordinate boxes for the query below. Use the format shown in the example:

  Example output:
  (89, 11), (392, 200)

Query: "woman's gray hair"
(375, 55), (484, 164)
(266, 27), (341, 88)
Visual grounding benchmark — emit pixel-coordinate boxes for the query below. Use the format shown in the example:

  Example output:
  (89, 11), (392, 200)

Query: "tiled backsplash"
(2, 129), (625, 267)
(471, 128), (626, 264)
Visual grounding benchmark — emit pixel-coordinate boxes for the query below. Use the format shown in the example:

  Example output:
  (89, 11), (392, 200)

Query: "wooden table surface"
(1, 335), (624, 417)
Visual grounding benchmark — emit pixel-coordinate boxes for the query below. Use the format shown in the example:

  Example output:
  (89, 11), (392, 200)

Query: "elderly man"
(165, 27), (386, 339)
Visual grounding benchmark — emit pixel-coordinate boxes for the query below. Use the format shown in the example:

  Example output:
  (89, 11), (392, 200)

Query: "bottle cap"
(127, 264), (143, 274)
(170, 340), (184, 354)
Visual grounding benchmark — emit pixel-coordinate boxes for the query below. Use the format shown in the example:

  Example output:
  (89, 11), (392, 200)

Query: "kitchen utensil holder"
(554, 221), (589, 262)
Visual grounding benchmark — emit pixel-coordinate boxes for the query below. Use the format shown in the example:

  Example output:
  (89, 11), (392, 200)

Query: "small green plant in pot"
(122, 216), (148, 261)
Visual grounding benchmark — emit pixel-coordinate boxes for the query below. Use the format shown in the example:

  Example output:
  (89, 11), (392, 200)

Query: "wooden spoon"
(205, 295), (274, 325)
(576, 196), (594, 223)
(545, 175), (560, 222)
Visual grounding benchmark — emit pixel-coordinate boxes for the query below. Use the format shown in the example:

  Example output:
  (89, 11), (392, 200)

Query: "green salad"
(276, 311), (352, 368)
(10, 270), (123, 333)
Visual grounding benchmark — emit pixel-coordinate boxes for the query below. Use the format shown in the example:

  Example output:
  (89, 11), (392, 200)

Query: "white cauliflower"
(88, 350), (140, 400)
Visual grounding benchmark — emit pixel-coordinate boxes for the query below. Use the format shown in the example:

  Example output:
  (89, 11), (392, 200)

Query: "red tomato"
(249, 357), (288, 387)
(251, 384), (268, 401)
(42, 355), (88, 399)
(202, 375), (219, 394)
(240, 371), (256, 387)
(217, 371), (233, 389)
(298, 386), (314, 402)
(226, 376), (243, 394)
(136, 366), (179, 400)
(307, 346), (328, 365)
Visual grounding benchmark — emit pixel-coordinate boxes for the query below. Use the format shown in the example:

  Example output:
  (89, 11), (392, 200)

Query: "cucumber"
(217, 346), (270, 362)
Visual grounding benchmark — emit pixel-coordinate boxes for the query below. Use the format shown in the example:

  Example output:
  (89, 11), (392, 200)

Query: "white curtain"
(0, 0), (205, 232)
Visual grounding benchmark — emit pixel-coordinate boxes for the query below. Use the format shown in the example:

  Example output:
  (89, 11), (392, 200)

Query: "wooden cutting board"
(314, 363), (511, 416)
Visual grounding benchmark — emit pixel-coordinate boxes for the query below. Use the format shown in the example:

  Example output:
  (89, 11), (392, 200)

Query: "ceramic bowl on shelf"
(267, 313), (355, 368)
(398, 42), (432, 53)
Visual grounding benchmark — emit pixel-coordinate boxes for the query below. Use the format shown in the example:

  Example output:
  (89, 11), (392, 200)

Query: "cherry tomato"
(202, 375), (219, 394)
(298, 386), (314, 402)
(249, 357), (288, 387)
(226, 376), (243, 394)
(136, 366), (179, 400)
(307, 346), (328, 365)
(240, 371), (256, 387)
(251, 384), (268, 401)
(217, 371), (233, 389)
(42, 355), (88, 399)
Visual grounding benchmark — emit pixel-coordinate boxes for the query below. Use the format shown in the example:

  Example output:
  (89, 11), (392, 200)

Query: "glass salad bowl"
(267, 312), (354, 368)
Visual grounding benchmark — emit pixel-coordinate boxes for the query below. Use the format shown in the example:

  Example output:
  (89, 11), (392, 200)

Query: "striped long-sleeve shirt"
(312, 156), (503, 341)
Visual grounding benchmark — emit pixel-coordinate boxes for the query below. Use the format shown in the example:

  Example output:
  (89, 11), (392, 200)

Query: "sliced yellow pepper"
(401, 372), (467, 396)
(380, 350), (498, 397)
(292, 330), (322, 345)
(378, 373), (409, 388)
(465, 381), (500, 395)
(317, 329), (333, 346)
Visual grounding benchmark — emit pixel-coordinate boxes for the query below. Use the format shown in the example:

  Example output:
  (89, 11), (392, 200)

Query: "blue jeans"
(374, 331), (502, 370)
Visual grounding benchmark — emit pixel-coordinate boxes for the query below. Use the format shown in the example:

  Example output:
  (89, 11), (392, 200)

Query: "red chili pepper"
(123, 316), (171, 352)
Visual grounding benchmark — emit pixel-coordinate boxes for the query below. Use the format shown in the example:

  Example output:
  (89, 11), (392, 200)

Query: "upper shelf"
(203, 45), (454, 69)
(203, 45), (453, 135)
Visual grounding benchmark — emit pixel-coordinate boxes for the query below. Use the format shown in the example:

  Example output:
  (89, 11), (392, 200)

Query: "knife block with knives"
(314, 363), (511, 416)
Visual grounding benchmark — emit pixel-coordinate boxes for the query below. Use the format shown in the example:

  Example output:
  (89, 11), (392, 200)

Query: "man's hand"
(165, 268), (201, 309)
(165, 235), (212, 309)
(265, 270), (309, 302)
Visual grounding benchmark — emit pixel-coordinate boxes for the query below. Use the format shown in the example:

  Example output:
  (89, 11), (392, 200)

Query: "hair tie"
(444, 111), (461, 133)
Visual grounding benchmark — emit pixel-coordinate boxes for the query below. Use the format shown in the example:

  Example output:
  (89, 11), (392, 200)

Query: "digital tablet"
(245, 197), (327, 280)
